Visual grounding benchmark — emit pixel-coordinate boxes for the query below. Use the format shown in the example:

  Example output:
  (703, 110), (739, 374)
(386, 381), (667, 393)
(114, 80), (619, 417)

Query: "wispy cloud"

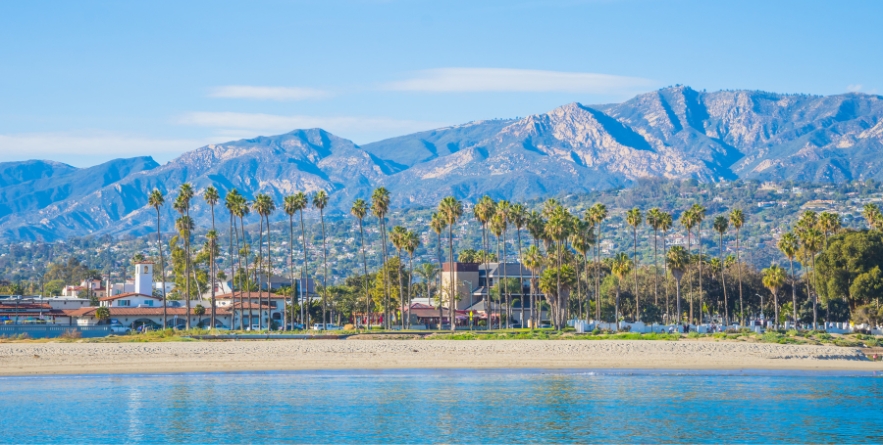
(847, 84), (863, 92)
(0, 132), (205, 165)
(209, 85), (330, 101)
(384, 68), (656, 93)
(178, 112), (449, 142)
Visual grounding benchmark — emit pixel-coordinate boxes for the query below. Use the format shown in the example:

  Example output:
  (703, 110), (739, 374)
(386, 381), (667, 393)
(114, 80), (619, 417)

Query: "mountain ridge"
(3, 86), (883, 240)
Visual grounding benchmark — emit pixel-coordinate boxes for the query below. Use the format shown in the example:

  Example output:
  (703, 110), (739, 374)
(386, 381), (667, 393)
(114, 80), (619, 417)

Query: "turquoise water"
(1, 369), (882, 444)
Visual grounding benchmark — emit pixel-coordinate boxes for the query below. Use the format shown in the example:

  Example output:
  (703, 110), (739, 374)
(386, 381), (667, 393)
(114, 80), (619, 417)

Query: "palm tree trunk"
(358, 219), (369, 331)
(653, 229), (659, 305)
(288, 214), (295, 332)
(720, 234), (729, 326)
(517, 229), (525, 328)
(615, 283), (620, 332)
(396, 248), (404, 330)
(257, 214), (264, 331)
(663, 229), (669, 323)
(789, 258), (796, 329)
(737, 228), (744, 326)
(408, 253), (414, 329)
(595, 225), (602, 321)
(265, 214), (272, 331)
(686, 230), (692, 325)
(298, 210), (309, 330)
(436, 231), (444, 330)
(502, 227), (509, 329)
(185, 221), (191, 330)
(240, 216), (249, 331)
(210, 206), (216, 330)
(320, 209), (328, 327)
(555, 242), (562, 331)
(633, 227), (639, 322)
(698, 222), (704, 325)
(157, 208), (167, 330)
(448, 225), (456, 332)
(381, 219), (390, 329)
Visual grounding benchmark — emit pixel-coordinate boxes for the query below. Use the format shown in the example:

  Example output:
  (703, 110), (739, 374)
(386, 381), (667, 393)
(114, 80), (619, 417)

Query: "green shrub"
(762, 331), (783, 343)
(687, 331), (701, 339)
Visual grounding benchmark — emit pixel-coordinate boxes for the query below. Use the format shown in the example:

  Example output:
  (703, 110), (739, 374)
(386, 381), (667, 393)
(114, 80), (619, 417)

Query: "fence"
(0, 325), (112, 339)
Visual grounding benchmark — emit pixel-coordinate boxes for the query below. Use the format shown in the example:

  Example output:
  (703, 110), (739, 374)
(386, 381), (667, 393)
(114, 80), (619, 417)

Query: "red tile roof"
(214, 292), (288, 300)
(99, 293), (161, 302)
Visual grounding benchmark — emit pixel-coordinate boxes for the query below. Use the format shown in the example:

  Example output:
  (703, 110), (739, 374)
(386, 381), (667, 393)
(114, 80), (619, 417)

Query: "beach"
(0, 339), (880, 376)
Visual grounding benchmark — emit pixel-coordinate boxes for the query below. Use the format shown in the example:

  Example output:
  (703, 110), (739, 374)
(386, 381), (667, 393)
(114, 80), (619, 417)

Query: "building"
(214, 292), (290, 327)
(67, 306), (236, 330)
(438, 262), (541, 312)
(61, 279), (107, 298)
(0, 301), (73, 325)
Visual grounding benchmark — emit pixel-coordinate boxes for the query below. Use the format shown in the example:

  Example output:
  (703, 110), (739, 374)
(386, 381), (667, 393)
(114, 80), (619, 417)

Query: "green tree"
(713, 215), (730, 324)
(777, 232), (799, 326)
(762, 264), (786, 328)
(313, 190), (330, 325)
(626, 207), (643, 320)
(666, 246), (690, 324)
(173, 183), (194, 329)
(371, 187), (391, 328)
(587, 203), (608, 321)
(350, 198), (370, 331)
(203, 186), (220, 329)
(730, 208), (746, 324)
(147, 188), (168, 329)
(95, 306), (110, 324)
(438, 196), (463, 332)
(610, 252), (633, 329)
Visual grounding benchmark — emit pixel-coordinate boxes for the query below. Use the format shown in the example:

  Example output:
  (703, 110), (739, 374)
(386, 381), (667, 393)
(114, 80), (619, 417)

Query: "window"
(143, 300), (153, 306)
(118, 300), (130, 307)
(144, 266), (149, 274)
(269, 301), (278, 308)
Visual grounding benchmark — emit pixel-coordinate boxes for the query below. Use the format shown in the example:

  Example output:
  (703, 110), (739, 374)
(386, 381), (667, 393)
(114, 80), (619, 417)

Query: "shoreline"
(1, 340), (880, 377)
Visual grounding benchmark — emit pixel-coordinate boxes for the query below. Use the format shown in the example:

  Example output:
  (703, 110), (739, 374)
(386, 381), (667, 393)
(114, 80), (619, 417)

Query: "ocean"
(1, 369), (881, 444)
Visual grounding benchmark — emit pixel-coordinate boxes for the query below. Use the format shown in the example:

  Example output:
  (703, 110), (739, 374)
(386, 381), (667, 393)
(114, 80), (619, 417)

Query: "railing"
(0, 325), (112, 339)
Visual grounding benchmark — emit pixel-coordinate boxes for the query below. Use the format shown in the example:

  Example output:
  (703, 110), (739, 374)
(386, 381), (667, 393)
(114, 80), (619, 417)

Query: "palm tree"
(610, 252), (633, 331)
(646, 208), (663, 305)
(799, 227), (823, 329)
(863, 203), (881, 230)
(818, 211), (841, 247)
(713, 215), (730, 325)
(625, 207), (642, 320)
(666, 246), (690, 325)
(256, 194), (275, 329)
(495, 200), (511, 328)
(291, 192), (309, 328)
(680, 208), (696, 323)
(371, 188), (391, 328)
(95, 306), (110, 324)
(416, 262), (439, 325)
(545, 204), (572, 331)
(283, 195), (297, 329)
(690, 204), (707, 324)
(174, 214), (194, 329)
(658, 211), (673, 321)
(438, 196), (463, 332)
(351, 198), (370, 331)
(313, 190), (330, 326)
(225, 190), (241, 329)
(730, 208), (745, 325)
(523, 245), (543, 329)
(204, 186), (220, 330)
(252, 195), (267, 330)
(404, 230), (420, 328)
(762, 264), (786, 328)
(390, 225), (407, 329)
(570, 220), (592, 322)
(147, 189), (168, 329)
(587, 203), (608, 321)
(430, 212), (447, 328)
(474, 196), (496, 327)
(777, 232), (799, 328)
(235, 196), (251, 330)
(510, 203), (528, 327)
(174, 183), (194, 329)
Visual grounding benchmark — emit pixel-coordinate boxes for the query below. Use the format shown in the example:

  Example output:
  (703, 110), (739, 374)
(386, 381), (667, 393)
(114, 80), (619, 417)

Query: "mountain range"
(3, 85), (883, 241)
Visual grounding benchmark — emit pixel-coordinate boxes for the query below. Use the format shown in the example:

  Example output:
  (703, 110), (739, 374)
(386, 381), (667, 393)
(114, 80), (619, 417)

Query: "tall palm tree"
(351, 198), (370, 330)
(174, 183), (194, 329)
(799, 227), (823, 329)
(762, 264), (786, 328)
(283, 195), (299, 330)
(818, 211), (841, 247)
(235, 196), (251, 330)
(291, 192), (309, 328)
(390, 225), (407, 329)
(312, 190), (330, 325)
(646, 208), (663, 305)
(625, 207), (642, 320)
(666, 246), (690, 325)
(489, 213), (504, 329)
(570, 221), (592, 322)
(777, 232), (799, 328)
(680, 208), (696, 323)
(438, 196), (463, 332)
(690, 204), (707, 324)
(587, 203), (608, 321)
(148, 189), (168, 329)
(404, 230), (420, 329)
(174, 214), (194, 329)
(863, 203), (881, 230)
(371, 188), (391, 328)
(523, 245), (543, 329)
(495, 200), (511, 328)
(713, 215), (730, 325)
(658, 211), (673, 322)
(610, 252), (633, 331)
(204, 186), (220, 329)
(225, 190), (241, 329)
(430, 212), (447, 328)
(545, 205), (572, 331)
(510, 203), (528, 327)
(474, 196), (496, 327)
(416, 262), (439, 323)
(258, 194), (275, 329)
(730, 208), (745, 325)
(252, 195), (268, 330)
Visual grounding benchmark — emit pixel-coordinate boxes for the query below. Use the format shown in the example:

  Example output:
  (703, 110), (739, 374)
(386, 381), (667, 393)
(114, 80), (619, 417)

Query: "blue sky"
(1, 0), (880, 166)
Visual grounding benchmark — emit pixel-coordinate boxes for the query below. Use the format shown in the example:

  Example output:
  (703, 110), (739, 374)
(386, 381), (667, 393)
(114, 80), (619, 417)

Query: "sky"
(1, 0), (881, 167)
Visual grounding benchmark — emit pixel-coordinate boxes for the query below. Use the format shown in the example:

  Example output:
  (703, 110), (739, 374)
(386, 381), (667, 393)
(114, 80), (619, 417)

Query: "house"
(214, 292), (290, 327)
(438, 262), (541, 312)
(68, 306), (235, 330)
(97, 262), (165, 308)
(0, 301), (73, 325)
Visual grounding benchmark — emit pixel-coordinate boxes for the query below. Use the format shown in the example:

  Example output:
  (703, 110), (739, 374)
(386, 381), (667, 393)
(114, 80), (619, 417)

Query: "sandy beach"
(0, 340), (880, 376)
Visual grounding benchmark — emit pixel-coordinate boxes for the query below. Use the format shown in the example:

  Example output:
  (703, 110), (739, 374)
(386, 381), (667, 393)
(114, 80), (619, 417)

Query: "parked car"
(110, 323), (131, 334)
(312, 323), (342, 331)
(287, 323), (305, 330)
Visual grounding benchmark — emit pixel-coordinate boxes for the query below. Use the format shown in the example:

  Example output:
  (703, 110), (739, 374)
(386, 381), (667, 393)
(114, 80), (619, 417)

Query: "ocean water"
(1, 369), (881, 444)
